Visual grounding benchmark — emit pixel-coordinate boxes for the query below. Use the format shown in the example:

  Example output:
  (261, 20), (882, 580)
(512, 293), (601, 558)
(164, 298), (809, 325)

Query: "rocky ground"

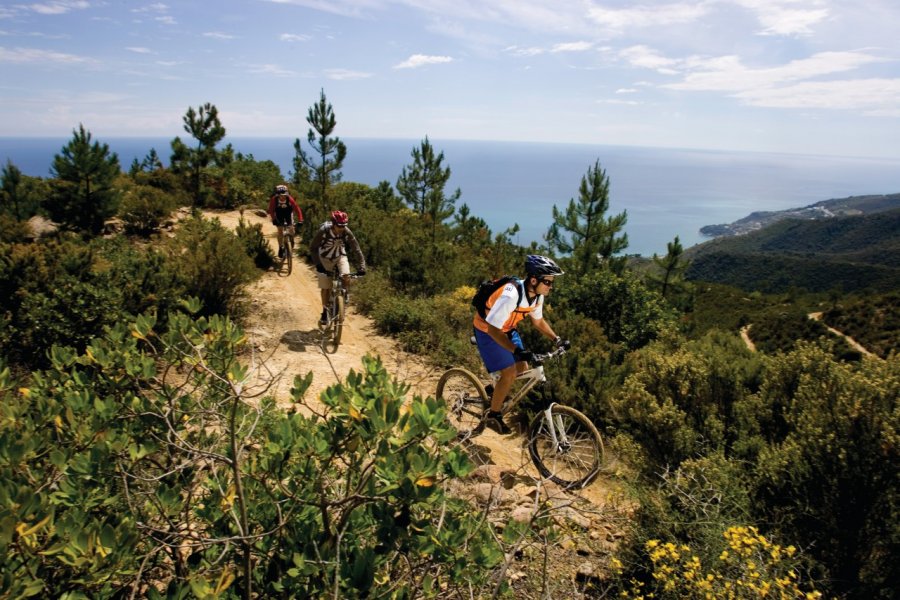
(206, 208), (632, 597)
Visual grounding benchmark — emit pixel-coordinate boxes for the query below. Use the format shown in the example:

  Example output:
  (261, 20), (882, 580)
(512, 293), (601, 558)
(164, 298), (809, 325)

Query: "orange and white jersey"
(473, 281), (543, 333)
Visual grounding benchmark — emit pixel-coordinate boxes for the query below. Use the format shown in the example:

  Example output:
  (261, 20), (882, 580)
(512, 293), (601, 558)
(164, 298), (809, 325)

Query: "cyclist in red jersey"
(267, 184), (303, 258)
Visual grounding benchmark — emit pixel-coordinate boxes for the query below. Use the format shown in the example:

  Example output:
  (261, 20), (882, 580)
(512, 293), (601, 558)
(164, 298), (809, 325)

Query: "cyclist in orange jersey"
(473, 255), (569, 434)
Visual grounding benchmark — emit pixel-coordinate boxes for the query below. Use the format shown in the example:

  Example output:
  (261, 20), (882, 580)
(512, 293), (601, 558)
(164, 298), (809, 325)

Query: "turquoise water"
(4, 136), (900, 256)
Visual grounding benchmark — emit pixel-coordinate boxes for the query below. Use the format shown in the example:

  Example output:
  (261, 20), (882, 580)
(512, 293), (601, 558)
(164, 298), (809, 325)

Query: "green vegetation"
(546, 159), (628, 276)
(824, 291), (900, 358)
(1, 94), (897, 598)
(1, 311), (503, 598)
(687, 208), (900, 293)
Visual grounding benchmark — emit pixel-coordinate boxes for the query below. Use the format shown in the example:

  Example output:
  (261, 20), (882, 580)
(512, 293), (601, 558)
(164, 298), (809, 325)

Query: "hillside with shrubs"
(1, 95), (897, 599)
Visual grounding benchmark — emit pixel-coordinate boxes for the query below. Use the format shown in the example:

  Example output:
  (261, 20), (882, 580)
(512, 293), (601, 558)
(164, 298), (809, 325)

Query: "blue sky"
(1, 0), (899, 158)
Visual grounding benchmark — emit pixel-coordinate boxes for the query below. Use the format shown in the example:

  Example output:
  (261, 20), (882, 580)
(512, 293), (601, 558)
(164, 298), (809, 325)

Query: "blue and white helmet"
(525, 255), (564, 277)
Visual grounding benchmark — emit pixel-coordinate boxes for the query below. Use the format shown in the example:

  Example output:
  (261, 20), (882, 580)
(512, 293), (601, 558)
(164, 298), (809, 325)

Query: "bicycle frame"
(491, 347), (562, 414)
(492, 349), (575, 450)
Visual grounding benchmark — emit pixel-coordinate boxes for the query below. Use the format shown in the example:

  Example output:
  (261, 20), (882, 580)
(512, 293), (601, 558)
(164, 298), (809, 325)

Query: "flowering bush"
(615, 526), (823, 599)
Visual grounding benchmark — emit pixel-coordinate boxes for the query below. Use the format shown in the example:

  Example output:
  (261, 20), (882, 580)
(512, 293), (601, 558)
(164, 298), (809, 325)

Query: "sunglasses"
(334, 224), (347, 228)
(538, 278), (555, 287)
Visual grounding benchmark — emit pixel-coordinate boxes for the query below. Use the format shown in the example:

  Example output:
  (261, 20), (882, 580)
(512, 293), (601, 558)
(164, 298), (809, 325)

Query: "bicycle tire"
(285, 235), (293, 275)
(528, 404), (603, 489)
(332, 294), (344, 346)
(436, 368), (487, 440)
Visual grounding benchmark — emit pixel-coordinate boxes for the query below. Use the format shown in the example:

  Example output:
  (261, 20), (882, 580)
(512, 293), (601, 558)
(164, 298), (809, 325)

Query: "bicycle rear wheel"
(528, 405), (603, 489)
(436, 368), (487, 440)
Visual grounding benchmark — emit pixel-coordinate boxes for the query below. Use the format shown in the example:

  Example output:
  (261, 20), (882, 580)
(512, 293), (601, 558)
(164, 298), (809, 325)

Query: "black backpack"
(472, 276), (524, 319)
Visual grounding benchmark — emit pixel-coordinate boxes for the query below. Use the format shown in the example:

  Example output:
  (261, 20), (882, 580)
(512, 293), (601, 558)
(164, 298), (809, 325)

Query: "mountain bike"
(276, 224), (295, 275)
(320, 269), (363, 352)
(436, 347), (604, 489)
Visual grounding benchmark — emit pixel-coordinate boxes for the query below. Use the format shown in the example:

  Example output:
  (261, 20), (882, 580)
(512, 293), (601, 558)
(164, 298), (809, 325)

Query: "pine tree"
(49, 124), (121, 234)
(650, 235), (689, 298)
(546, 159), (628, 276)
(170, 103), (230, 206)
(292, 89), (346, 214)
(395, 136), (460, 243)
(1, 160), (23, 220)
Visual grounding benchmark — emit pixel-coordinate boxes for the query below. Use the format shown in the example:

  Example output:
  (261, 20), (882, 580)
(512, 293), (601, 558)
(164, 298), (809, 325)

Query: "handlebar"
(327, 269), (366, 279)
(530, 346), (567, 364)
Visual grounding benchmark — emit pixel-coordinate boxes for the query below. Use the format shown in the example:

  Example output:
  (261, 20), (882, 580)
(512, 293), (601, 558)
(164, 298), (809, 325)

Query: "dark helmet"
(330, 210), (349, 225)
(525, 254), (564, 277)
(275, 184), (288, 195)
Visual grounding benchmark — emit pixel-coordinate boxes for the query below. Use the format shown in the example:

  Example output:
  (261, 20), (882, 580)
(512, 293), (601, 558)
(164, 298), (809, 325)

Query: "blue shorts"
(474, 329), (524, 374)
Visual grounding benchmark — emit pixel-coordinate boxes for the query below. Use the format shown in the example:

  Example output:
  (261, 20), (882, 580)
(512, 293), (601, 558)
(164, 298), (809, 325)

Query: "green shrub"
(0, 239), (126, 368)
(0, 213), (31, 243)
(556, 268), (678, 354)
(235, 214), (274, 269)
(749, 344), (900, 598)
(118, 182), (177, 234)
(164, 215), (258, 317)
(0, 311), (503, 598)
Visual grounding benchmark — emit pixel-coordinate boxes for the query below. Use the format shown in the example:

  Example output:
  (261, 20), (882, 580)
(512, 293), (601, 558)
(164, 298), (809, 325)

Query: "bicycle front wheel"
(528, 405), (603, 489)
(332, 294), (344, 346)
(285, 235), (294, 275)
(436, 368), (487, 440)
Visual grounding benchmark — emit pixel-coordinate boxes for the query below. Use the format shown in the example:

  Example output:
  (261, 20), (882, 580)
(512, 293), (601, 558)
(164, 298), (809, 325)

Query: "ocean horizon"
(4, 136), (900, 257)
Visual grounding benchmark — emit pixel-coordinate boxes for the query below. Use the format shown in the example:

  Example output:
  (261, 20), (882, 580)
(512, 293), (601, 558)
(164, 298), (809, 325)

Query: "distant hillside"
(699, 193), (900, 237)
(685, 207), (900, 293)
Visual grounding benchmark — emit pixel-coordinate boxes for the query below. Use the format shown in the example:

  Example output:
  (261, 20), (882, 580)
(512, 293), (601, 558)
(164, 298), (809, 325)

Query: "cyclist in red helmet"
(266, 184), (303, 258)
(309, 210), (367, 325)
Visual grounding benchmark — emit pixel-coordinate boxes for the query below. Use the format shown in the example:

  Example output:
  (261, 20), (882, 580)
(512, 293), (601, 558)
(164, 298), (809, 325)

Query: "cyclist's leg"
(317, 256), (337, 322)
(335, 256), (352, 295)
(474, 329), (518, 413)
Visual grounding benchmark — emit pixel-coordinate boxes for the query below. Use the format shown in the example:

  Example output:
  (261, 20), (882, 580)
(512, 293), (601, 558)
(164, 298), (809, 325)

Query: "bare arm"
(531, 317), (558, 342)
(345, 229), (366, 271)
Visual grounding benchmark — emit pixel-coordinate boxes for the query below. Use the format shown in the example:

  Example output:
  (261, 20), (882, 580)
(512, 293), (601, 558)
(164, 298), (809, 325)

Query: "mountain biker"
(267, 184), (303, 258)
(309, 210), (367, 326)
(473, 254), (569, 435)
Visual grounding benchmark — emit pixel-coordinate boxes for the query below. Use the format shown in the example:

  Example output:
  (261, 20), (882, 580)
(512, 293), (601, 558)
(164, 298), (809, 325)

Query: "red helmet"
(330, 210), (349, 225)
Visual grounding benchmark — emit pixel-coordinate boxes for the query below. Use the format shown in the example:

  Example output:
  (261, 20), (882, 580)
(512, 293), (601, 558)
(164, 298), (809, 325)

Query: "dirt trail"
(205, 209), (618, 509)
(740, 315), (877, 359)
(808, 312), (876, 358)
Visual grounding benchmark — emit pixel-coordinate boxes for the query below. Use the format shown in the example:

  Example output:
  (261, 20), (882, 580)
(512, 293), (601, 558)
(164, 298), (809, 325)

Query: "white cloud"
(0, 46), (91, 64)
(733, 0), (830, 36)
(504, 45), (544, 57)
(155, 16), (176, 25)
(735, 77), (900, 112)
(619, 45), (681, 74)
(126, 46), (152, 54)
(280, 33), (311, 42)
(393, 54), (453, 69)
(587, 2), (709, 32)
(601, 98), (641, 105)
(249, 63), (297, 77)
(324, 68), (372, 80)
(616, 88), (638, 94)
(203, 32), (236, 40)
(550, 41), (592, 53)
(23, 1), (90, 16)
(666, 51), (887, 92)
(131, 3), (169, 13)
(261, 0), (375, 19)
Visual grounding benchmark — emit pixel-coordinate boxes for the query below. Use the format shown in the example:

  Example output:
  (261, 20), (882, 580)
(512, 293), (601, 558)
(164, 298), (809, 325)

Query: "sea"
(3, 136), (900, 257)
